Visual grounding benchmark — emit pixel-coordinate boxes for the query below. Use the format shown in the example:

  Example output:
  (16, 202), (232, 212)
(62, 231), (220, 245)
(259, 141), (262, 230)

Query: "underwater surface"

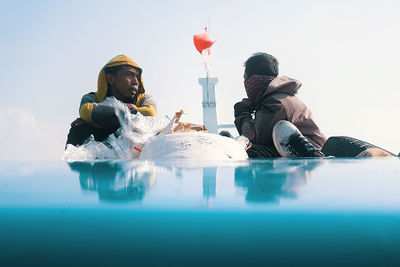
(1, 158), (400, 265)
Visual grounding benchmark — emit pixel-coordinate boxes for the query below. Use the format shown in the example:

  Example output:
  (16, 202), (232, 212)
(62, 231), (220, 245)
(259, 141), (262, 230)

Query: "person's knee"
(66, 124), (93, 147)
(356, 148), (394, 157)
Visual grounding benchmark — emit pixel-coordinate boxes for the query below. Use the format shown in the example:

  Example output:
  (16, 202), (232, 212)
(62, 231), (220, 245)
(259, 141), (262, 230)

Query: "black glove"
(234, 101), (252, 117)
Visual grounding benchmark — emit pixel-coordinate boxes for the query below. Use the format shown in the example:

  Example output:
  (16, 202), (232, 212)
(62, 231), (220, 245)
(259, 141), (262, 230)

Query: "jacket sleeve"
(79, 93), (157, 128)
(235, 98), (287, 145)
(234, 101), (253, 136)
(136, 94), (157, 116)
(79, 94), (121, 128)
(79, 93), (97, 123)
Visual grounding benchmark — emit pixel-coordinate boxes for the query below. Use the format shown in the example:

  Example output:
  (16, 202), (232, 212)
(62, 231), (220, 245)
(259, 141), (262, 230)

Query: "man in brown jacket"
(234, 52), (326, 158)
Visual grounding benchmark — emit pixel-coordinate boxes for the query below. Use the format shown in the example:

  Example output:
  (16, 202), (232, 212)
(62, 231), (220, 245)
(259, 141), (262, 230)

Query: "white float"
(140, 132), (247, 160)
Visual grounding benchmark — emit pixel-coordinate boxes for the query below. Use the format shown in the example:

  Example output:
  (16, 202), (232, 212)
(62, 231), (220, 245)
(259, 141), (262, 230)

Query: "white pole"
(198, 77), (218, 134)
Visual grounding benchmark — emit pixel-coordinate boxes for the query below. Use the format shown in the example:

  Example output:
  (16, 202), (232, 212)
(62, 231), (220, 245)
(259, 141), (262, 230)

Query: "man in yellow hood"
(66, 54), (157, 146)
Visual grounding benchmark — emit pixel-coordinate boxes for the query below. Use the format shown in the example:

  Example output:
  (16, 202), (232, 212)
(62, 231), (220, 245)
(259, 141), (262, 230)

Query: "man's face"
(243, 68), (250, 81)
(107, 65), (140, 102)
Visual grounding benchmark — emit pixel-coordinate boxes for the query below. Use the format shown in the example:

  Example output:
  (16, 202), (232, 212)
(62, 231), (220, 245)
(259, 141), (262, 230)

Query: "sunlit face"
(107, 65), (140, 102)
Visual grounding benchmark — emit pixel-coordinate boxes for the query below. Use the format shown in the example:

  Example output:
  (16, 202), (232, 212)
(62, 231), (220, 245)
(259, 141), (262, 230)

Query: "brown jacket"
(234, 76), (326, 152)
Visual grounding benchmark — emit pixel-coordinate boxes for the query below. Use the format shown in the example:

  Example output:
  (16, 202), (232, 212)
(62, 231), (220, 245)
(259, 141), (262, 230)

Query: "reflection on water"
(68, 161), (156, 202)
(236, 160), (323, 203)
(203, 167), (216, 199)
(68, 159), (323, 205)
(3, 159), (400, 266)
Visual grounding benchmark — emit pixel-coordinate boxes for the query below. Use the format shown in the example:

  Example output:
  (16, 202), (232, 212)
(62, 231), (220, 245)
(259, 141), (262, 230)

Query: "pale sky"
(1, 0), (399, 160)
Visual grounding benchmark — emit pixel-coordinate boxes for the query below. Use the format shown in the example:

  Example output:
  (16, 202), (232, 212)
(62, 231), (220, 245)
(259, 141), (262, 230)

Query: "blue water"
(1, 158), (400, 265)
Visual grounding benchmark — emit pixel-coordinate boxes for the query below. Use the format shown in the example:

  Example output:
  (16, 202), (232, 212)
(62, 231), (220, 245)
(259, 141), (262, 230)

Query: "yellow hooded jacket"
(79, 55), (157, 123)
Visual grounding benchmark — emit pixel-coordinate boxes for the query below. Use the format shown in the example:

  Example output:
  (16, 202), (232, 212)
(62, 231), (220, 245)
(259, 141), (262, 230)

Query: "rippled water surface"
(1, 158), (400, 265)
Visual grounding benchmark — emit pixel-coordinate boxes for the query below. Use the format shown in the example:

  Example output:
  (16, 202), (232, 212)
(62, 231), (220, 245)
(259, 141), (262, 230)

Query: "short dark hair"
(104, 65), (124, 75)
(244, 52), (279, 78)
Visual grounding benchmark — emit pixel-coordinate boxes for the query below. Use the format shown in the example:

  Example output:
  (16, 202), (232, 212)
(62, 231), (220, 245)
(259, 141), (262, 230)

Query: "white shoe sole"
(272, 120), (302, 157)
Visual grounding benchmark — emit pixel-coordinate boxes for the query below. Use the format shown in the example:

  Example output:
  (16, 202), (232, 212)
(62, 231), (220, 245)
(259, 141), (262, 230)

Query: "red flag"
(193, 31), (216, 54)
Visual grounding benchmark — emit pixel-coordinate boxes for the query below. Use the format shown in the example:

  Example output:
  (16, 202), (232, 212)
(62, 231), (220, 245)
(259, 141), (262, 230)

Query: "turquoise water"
(1, 158), (400, 265)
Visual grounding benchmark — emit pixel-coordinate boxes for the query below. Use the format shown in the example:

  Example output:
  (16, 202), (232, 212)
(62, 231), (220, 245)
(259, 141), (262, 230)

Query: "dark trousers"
(66, 124), (120, 147)
(321, 136), (396, 157)
(247, 136), (395, 158)
(246, 143), (281, 158)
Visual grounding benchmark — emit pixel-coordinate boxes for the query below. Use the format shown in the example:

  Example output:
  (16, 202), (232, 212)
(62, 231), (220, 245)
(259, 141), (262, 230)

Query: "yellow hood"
(95, 54), (145, 102)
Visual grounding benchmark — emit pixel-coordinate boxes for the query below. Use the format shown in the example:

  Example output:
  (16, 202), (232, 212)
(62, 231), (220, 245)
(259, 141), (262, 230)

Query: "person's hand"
(234, 100), (253, 117)
(241, 98), (254, 108)
(126, 103), (137, 110)
(70, 118), (86, 127)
